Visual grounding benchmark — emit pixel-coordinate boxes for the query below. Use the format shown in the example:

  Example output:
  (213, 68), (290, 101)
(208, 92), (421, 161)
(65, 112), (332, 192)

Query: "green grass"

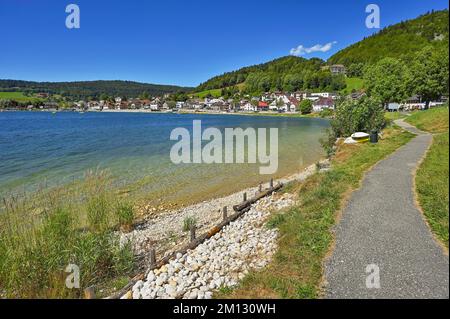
(0, 171), (135, 298)
(406, 105), (449, 248)
(192, 88), (223, 98)
(384, 111), (408, 121)
(405, 106), (449, 133)
(191, 83), (245, 99)
(0, 91), (44, 102)
(340, 77), (365, 95)
(217, 126), (414, 299)
(416, 132), (449, 247)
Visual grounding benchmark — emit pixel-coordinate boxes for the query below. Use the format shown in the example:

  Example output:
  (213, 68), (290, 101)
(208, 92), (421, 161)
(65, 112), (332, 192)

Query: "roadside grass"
(405, 106), (449, 133)
(216, 125), (414, 299)
(415, 132), (449, 247)
(0, 170), (135, 298)
(406, 106), (449, 248)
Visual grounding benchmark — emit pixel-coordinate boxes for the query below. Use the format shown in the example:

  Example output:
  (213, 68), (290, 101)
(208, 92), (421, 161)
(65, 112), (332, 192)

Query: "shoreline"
(2, 108), (323, 119)
(121, 162), (321, 268)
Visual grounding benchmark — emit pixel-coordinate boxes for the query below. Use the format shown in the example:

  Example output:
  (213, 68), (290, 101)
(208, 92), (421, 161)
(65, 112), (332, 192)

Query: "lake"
(0, 111), (329, 206)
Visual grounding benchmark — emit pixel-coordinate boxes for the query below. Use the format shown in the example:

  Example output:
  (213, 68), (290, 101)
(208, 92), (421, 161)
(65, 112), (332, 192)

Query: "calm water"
(0, 111), (329, 205)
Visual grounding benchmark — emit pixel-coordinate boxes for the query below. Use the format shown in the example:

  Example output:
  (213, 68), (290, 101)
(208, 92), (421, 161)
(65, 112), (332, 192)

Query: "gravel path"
(325, 119), (449, 299)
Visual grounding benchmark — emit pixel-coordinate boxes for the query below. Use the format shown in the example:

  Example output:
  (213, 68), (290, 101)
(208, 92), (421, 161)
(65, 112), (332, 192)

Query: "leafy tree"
(331, 96), (385, 137)
(99, 93), (109, 101)
(347, 63), (365, 77)
(364, 57), (409, 108)
(139, 91), (150, 100)
(407, 46), (449, 109)
(166, 101), (176, 109)
(299, 99), (313, 114)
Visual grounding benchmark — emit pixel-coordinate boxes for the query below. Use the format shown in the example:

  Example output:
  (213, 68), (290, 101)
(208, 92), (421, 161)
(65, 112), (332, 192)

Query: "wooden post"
(149, 248), (156, 268)
(243, 192), (247, 202)
(270, 178), (274, 188)
(259, 183), (262, 192)
(190, 226), (196, 242)
(223, 206), (228, 221)
(84, 286), (96, 299)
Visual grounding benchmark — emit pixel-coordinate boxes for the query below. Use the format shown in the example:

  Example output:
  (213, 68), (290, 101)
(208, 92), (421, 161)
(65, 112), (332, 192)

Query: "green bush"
(299, 99), (313, 114)
(331, 96), (386, 137)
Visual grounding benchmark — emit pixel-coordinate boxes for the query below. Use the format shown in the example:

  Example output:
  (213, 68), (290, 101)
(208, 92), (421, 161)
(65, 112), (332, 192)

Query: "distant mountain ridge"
(0, 79), (193, 100)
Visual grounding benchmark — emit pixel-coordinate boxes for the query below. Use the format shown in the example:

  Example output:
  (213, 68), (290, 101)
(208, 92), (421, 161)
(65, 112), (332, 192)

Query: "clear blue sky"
(0, 0), (447, 87)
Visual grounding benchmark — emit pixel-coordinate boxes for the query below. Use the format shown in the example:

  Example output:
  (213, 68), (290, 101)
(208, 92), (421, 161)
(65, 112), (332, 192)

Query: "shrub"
(299, 99), (313, 114)
(182, 216), (197, 232)
(331, 96), (386, 137)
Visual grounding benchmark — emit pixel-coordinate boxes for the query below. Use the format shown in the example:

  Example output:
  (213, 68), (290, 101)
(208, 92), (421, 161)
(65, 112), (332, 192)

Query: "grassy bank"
(406, 106), (449, 248)
(405, 106), (449, 133)
(217, 125), (414, 298)
(0, 171), (136, 298)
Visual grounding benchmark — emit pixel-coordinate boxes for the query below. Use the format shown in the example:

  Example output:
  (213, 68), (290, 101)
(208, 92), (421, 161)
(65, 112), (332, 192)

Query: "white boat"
(351, 132), (370, 142)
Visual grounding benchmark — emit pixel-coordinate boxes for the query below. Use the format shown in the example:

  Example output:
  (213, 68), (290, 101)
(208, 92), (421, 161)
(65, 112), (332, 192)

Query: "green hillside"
(196, 56), (346, 94)
(328, 10), (449, 67)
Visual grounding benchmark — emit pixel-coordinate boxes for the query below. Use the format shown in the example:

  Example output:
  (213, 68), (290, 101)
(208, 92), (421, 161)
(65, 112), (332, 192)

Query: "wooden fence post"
(259, 183), (262, 192)
(270, 178), (274, 188)
(84, 286), (96, 299)
(190, 226), (196, 242)
(223, 206), (228, 221)
(149, 248), (156, 268)
(243, 192), (247, 202)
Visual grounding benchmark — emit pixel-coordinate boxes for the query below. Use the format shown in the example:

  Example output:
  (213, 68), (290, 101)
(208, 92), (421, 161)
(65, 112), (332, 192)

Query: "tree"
(139, 91), (150, 100)
(407, 46), (449, 109)
(99, 93), (109, 101)
(331, 96), (385, 137)
(299, 99), (313, 114)
(347, 63), (365, 77)
(364, 57), (409, 108)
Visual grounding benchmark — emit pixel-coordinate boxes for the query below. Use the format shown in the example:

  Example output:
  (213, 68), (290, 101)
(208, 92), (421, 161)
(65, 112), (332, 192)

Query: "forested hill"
(195, 9), (448, 93)
(0, 79), (192, 100)
(196, 56), (346, 93)
(328, 9), (449, 66)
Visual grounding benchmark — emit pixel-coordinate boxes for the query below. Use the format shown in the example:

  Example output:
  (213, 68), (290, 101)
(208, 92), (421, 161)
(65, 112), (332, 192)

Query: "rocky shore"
(127, 192), (295, 299)
(119, 162), (325, 299)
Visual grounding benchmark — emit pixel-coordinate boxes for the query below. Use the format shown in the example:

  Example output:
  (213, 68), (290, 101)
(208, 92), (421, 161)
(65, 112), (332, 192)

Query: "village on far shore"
(3, 90), (447, 116)
(1, 65), (447, 115)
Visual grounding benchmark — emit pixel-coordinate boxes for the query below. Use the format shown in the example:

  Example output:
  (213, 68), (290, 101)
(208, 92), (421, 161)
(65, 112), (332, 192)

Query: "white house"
(242, 102), (256, 112)
(313, 97), (334, 112)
